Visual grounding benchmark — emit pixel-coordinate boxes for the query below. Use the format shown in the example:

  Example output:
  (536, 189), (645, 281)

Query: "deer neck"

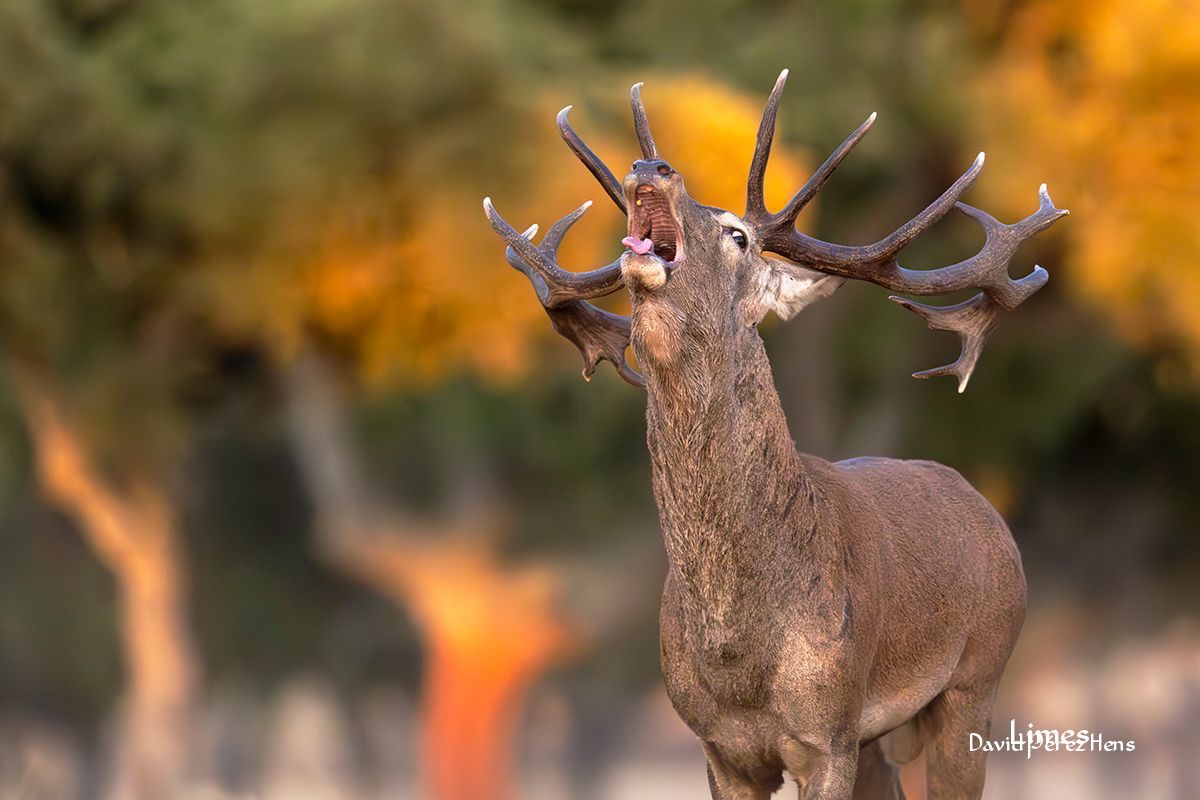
(641, 326), (818, 619)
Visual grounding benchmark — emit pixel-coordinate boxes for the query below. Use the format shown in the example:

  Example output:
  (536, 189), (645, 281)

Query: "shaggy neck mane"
(641, 328), (823, 626)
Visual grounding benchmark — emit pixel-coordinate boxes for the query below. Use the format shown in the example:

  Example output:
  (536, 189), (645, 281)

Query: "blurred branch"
(10, 366), (169, 574)
(8, 361), (199, 799)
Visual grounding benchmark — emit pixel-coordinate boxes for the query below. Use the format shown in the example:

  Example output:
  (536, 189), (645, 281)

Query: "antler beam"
(747, 69), (1068, 391)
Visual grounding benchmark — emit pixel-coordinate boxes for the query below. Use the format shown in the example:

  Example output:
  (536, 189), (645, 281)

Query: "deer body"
(484, 71), (1064, 798)
(644, 316), (1025, 797)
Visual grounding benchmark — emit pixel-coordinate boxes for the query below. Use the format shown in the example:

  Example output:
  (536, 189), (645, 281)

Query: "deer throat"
(628, 297), (686, 366)
(644, 334), (802, 555)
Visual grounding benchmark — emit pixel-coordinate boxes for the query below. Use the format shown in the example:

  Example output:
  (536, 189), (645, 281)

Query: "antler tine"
(630, 82), (659, 160)
(746, 70), (876, 229)
(776, 112), (876, 225)
(483, 197), (624, 307)
(538, 198), (591, 254)
(550, 302), (644, 388)
(746, 69), (790, 222)
(557, 106), (627, 214)
(891, 292), (1010, 394)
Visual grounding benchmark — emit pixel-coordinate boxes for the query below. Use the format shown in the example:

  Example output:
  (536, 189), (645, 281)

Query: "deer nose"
(633, 159), (674, 177)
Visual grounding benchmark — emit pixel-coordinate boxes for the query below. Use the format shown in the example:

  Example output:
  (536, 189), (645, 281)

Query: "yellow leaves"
(287, 95), (626, 388)
(973, 0), (1200, 371)
(297, 193), (537, 387)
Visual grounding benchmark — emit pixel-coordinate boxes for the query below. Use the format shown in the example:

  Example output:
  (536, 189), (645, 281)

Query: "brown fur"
(622, 162), (1027, 799)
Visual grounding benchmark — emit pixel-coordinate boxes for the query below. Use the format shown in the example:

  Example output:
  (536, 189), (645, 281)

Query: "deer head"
(484, 70), (1067, 392)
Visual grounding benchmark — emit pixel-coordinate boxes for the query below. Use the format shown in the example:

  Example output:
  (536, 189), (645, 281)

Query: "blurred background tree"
(971, 0), (1200, 371)
(0, 0), (1196, 798)
(0, 0), (565, 794)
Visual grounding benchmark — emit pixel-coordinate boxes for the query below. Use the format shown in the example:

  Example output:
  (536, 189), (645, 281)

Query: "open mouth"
(624, 185), (683, 263)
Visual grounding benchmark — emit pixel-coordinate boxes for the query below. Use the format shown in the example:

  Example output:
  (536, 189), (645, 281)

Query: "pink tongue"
(622, 236), (654, 255)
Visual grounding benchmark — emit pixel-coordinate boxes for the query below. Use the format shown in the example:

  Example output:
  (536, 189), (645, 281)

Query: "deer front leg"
(774, 635), (866, 798)
(702, 743), (779, 800)
(781, 736), (859, 800)
(851, 740), (905, 800)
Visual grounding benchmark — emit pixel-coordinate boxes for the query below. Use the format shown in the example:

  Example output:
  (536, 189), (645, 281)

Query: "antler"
(483, 83), (664, 388)
(552, 80), (660, 209)
(557, 106), (626, 213)
(747, 70), (1069, 392)
(630, 82), (659, 160)
(483, 197), (643, 387)
(484, 198), (624, 307)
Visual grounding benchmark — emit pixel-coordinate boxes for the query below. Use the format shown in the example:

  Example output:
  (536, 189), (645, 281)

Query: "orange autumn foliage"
(213, 75), (814, 388)
(972, 0), (1200, 370)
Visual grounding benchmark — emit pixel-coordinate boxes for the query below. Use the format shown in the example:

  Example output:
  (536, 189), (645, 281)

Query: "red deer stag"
(483, 71), (1066, 799)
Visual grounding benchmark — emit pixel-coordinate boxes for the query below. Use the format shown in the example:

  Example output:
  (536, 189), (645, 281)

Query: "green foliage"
(0, 0), (529, 466)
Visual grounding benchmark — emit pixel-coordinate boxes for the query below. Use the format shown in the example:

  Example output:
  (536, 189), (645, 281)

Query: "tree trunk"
(422, 633), (541, 800)
(284, 351), (575, 800)
(329, 535), (572, 800)
(112, 527), (198, 799)
(14, 373), (199, 799)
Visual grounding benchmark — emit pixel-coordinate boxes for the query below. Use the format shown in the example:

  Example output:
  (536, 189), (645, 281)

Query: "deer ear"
(745, 261), (845, 325)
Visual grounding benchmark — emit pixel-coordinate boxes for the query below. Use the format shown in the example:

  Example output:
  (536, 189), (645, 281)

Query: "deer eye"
(728, 228), (748, 250)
